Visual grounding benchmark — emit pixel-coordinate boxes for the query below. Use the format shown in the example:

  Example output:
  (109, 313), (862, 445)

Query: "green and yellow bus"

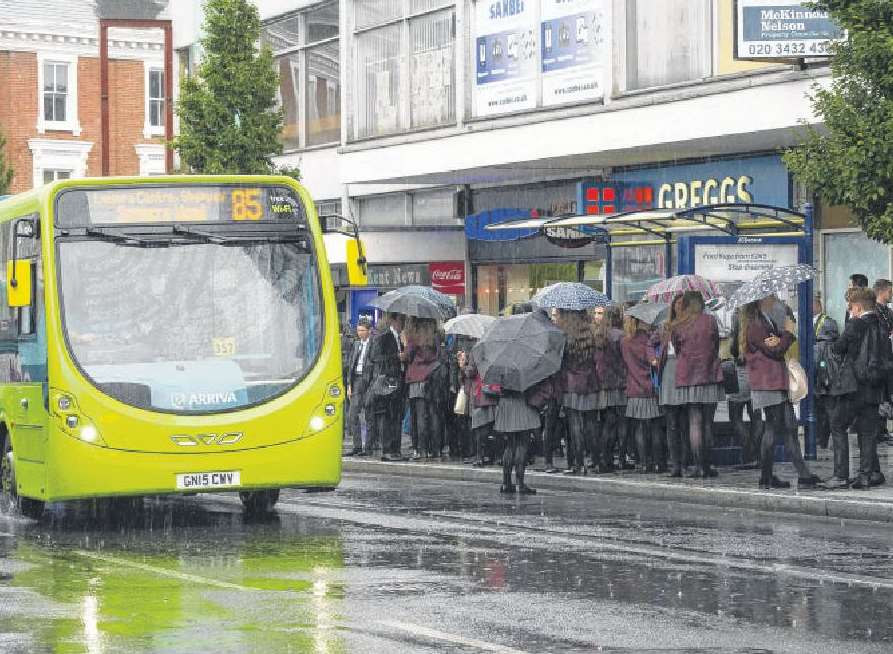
(0, 175), (365, 517)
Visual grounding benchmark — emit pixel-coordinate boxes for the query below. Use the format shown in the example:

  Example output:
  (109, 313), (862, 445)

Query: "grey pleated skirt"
(408, 381), (426, 400)
(726, 365), (751, 403)
(751, 389), (787, 411)
(626, 396), (662, 420)
(659, 356), (686, 407)
(562, 392), (600, 411)
(676, 382), (726, 404)
(597, 388), (627, 410)
(494, 394), (541, 433)
(471, 404), (497, 430)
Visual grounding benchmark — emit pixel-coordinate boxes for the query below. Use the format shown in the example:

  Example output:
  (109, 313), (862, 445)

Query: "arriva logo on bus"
(657, 175), (754, 209)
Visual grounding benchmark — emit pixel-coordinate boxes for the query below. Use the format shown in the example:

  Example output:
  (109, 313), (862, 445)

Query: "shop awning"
(486, 204), (807, 247)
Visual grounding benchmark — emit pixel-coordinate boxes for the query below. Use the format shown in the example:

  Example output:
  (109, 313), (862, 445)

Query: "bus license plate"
(176, 471), (241, 490)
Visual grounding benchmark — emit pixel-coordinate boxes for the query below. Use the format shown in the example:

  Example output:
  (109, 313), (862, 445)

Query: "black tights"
(411, 397), (442, 458)
(501, 431), (532, 489)
(597, 407), (623, 469)
(565, 409), (594, 471)
(729, 400), (763, 464)
(633, 418), (663, 470)
(688, 403), (717, 474)
(761, 402), (812, 482)
(664, 405), (689, 472)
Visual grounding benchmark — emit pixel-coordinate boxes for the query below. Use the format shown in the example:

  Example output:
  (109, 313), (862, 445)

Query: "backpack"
(854, 319), (893, 387)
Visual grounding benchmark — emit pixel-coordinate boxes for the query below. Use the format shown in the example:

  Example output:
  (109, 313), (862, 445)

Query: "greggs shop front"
(467, 154), (796, 315)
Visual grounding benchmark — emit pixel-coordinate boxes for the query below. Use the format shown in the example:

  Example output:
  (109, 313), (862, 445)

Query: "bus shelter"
(487, 203), (818, 460)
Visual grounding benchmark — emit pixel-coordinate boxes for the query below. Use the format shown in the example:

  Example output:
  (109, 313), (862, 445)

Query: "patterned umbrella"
(728, 264), (816, 311)
(646, 274), (722, 303)
(531, 282), (611, 311)
(625, 301), (670, 326)
(443, 313), (497, 339)
(396, 285), (457, 319)
(368, 290), (443, 320)
(472, 311), (566, 391)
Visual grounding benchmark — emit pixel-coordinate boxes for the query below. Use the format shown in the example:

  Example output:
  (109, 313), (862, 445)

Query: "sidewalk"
(342, 441), (893, 523)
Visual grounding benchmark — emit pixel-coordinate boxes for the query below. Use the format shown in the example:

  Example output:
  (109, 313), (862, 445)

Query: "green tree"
(173, 0), (285, 174)
(0, 130), (13, 195)
(784, 1), (893, 241)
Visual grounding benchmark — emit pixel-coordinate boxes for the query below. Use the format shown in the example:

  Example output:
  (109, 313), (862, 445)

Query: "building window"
(149, 69), (165, 128)
(36, 53), (81, 135)
(357, 193), (408, 228)
(351, 0), (455, 140)
(43, 62), (68, 123)
(623, 0), (711, 91)
(411, 189), (457, 226)
(264, 2), (341, 150)
(42, 169), (71, 184)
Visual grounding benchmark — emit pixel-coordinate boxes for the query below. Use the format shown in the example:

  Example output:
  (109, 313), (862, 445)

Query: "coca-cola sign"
(429, 262), (465, 295)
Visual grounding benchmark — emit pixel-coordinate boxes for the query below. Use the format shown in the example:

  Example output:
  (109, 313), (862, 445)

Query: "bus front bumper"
(42, 427), (342, 501)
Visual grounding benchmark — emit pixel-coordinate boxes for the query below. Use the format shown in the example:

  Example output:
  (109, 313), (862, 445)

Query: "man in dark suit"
(365, 312), (406, 460)
(346, 319), (373, 456)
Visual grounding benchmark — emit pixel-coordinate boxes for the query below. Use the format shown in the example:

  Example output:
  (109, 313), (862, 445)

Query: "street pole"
(802, 202), (817, 460)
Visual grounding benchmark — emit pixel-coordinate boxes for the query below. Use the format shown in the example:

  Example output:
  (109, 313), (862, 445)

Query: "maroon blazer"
(622, 332), (656, 398)
(744, 314), (794, 391)
(560, 351), (599, 395)
(595, 328), (627, 390)
(405, 343), (440, 384)
(671, 313), (723, 388)
(463, 354), (497, 408)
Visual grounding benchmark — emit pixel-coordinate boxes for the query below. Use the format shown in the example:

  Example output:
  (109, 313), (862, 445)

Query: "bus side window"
(15, 217), (46, 383)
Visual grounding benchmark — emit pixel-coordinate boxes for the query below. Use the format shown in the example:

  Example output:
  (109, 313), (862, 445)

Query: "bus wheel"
(305, 487), (336, 493)
(239, 489), (280, 514)
(1, 439), (45, 520)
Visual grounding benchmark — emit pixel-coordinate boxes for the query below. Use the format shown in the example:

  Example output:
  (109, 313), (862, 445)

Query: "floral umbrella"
(728, 264), (816, 311)
(646, 274), (722, 303)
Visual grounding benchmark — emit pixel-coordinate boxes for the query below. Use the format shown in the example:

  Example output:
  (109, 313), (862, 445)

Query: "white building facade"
(169, 0), (883, 322)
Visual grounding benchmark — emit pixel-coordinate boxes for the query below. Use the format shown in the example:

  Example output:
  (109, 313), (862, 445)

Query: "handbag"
(721, 359), (739, 395)
(370, 374), (399, 398)
(787, 359), (808, 404)
(454, 387), (467, 415)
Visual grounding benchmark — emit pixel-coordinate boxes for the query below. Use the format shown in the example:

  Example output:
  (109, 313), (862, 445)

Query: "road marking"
(379, 620), (532, 654)
(0, 532), (15, 538)
(74, 550), (258, 592)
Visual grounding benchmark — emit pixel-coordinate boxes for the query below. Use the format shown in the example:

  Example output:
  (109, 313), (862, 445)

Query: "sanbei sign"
(735, 0), (844, 60)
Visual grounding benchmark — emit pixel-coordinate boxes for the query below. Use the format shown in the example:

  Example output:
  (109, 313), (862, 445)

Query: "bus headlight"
(324, 404), (336, 416)
(80, 425), (99, 443)
(58, 395), (73, 411)
(328, 384), (342, 398)
(66, 415), (79, 429)
(309, 416), (326, 432)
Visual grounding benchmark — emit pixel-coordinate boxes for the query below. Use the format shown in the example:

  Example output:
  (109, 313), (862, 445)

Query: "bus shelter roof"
(485, 204), (807, 246)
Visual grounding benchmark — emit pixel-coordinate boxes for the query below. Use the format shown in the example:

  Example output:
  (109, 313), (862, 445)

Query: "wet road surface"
(2, 473), (893, 653)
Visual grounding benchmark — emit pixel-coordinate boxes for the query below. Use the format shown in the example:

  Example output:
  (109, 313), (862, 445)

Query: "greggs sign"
(429, 262), (465, 295)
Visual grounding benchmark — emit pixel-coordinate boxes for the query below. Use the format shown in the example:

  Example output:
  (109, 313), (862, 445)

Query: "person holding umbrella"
(472, 308), (566, 493)
(670, 291), (725, 478)
(656, 295), (690, 477)
(403, 317), (444, 460)
(365, 312), (407, 461)
(738, 297), (822, 488)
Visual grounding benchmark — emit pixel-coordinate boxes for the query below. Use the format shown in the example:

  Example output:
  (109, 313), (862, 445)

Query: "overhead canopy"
(485, 204), (807, 247)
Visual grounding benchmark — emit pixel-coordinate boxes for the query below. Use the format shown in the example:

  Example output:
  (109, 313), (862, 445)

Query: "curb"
(342, 460), (893, 523)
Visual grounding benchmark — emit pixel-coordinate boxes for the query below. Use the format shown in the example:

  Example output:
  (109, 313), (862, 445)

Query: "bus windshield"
(57, 237), (323, 414)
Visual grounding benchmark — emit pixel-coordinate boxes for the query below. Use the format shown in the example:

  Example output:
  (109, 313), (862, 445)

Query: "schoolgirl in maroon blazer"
(622, 315), (664, 472)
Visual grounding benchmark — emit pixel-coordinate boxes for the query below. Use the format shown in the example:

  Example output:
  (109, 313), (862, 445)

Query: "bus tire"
(305, 487), (336, 493)
(239, 489), (279, 514)
(1, 437), (45, 520)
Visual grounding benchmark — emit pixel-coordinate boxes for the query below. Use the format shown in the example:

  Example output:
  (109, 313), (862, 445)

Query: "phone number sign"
(735, 0), (845, 60)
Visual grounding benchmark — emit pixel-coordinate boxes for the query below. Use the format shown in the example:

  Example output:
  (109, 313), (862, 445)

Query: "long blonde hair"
(737, 301), (759, 362)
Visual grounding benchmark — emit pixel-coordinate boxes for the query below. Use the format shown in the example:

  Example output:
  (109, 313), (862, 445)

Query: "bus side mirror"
(7, 260), (32, 308)
(346, 238), (367, 286)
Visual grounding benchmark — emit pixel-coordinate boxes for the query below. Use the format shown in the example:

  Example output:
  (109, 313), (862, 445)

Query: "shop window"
(822, 231), (891, 328)
(475, 263), (578, 316)
(623, 0), (711, 91)
(263, 2), (340, 150)
(351, 1), (456, 140)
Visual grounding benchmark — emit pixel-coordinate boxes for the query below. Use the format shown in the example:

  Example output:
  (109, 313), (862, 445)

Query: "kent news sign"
(735, 0), (844, 60)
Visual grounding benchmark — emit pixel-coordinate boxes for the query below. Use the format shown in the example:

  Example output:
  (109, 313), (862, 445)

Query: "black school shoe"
(499, 484), (516, 494)
(849, 475), (871, 490)
(869, 472), (886, 487)
(797, 474), (824, 488)
(517, 484), (537, 495)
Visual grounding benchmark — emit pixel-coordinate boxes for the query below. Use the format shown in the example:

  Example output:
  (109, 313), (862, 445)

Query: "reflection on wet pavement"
(0, 474), (891, 653)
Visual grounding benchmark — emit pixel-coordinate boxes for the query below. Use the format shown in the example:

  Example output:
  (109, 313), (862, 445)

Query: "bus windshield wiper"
(171, 224), (308, 246)
(85, 226), (156, 246)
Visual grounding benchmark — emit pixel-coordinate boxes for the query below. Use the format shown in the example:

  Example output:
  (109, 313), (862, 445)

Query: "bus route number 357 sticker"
(212, 337), (236, 357)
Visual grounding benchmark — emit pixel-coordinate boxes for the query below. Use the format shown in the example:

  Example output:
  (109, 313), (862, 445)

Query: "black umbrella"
(625, 301), (670, 326)
(397, 285), (458, 319)
(472, 311), (566, 392)
(368, 290), (443, 320)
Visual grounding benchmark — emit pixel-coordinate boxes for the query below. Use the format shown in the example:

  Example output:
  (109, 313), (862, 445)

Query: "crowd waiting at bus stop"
(342, 270), (893, 495)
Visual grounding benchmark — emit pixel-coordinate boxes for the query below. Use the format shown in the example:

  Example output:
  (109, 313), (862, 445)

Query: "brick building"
(0, 1), (170, 193)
